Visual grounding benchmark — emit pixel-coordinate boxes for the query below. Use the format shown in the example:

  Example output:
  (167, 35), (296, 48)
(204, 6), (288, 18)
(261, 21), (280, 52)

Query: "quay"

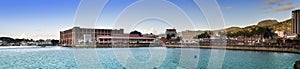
(165, 45), (300, 54)
(63, 44), (300, 54)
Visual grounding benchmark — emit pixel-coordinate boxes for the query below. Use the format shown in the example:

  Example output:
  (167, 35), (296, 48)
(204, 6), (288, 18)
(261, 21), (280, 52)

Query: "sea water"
(0, 46), (299, 69)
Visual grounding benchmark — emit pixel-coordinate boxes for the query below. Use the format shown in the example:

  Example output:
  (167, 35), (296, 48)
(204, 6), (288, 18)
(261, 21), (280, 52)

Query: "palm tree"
(256, 27), (266, 40)
(263, 27), (275, 39)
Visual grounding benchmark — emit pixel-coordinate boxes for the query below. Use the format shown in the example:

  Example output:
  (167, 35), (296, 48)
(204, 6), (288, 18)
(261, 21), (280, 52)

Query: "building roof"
(293, 9), (300, 12)
(60, 27), (123, 32)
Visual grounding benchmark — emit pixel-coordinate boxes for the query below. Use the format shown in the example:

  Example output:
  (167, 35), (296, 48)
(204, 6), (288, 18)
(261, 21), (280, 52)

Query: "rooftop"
(60, 27), (123, 32)
(292, 9), (300, 12)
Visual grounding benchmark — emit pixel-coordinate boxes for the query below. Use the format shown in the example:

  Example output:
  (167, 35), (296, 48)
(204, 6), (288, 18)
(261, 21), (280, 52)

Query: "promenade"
(165, 45), (300, 54)
(66, 44), (300, 54)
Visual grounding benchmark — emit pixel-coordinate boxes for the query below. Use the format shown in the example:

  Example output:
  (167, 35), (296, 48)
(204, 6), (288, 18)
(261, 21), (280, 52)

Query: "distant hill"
(225, 27), (242, 33)
(200, 19), (292, 38)
(257, 20), (278, 26)
(269, 19), (291, 32)
(225, 19), (291, 33)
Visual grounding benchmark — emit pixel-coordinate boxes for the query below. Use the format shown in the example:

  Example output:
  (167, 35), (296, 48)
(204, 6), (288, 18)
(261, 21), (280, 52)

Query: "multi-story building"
(292, 9), (300, 34)
(178, 30), (201, 43)
(60, 27), (124, 47)
(274, 31), (285, 38)
(97, 34), (155, 47)
(165, 29), (177, 36)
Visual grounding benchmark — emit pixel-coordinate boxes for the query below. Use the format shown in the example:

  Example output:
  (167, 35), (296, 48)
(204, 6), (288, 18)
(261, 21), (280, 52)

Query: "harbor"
(0, 46), (299, 69)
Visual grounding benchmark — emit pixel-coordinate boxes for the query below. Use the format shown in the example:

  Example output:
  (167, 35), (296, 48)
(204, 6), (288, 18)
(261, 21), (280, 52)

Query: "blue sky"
(0, 0), (299, 40)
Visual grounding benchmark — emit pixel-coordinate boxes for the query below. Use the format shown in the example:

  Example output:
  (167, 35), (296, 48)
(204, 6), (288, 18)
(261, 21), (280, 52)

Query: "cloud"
(261, 6), (273, 10)
(282, 2), (293, 5)
(264, 0), (282, 5)
(141, 27), (158, 34)
(272, 4), (295, 12)
(262, 0), (299, 12)
(0, 34), (12, 37)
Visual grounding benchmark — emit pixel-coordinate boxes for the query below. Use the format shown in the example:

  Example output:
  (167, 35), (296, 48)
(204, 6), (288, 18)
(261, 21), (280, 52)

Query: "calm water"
(0, 46), (299, 69)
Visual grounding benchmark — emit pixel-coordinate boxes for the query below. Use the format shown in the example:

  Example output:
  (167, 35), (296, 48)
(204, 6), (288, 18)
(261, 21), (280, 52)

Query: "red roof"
(170, 37), (177, 40)
(160, 38), (167, 42)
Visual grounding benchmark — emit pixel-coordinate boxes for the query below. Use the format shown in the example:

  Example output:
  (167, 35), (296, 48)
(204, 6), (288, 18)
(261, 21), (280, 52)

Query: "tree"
(38, 39), (45, 42)
(256, 27), (264, 36)
(294, 34), (299, 39)
(263, 27), (275, 39)
(227, 31), (240, 38)
(218, 31), (226, 36)
(130, 30), (142, 36)
(15, 38), (26, 43)
(166, 34), (176, 40)
(197, 31), (211, 38)
(176, 37), (181, 41)
(51, 40), (59, 46)
(0, 37), (15, 43)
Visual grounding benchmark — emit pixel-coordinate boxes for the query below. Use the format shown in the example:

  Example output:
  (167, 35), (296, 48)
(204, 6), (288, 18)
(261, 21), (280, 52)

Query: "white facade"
(275, 31), (285, 38)
(83, 34), (92, 43)
(178, 30), (201, 43)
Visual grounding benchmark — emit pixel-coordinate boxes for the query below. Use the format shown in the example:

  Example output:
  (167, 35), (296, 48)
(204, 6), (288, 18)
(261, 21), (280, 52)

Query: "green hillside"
(269, 19), (291, 32)
(224, 19), (292, 38)
(227, 19), (291, 33)
(257, 20), (278, 26)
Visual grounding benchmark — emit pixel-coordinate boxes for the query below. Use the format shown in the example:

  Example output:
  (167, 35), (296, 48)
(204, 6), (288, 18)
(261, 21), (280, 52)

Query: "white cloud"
(0, 33), (59, 40)
(262, 0), (299, 12)
(0, 34), (12, 37)
(272, 4), (295, 12)
(264, 0), (282, 5)
(140, 27), (158, 34)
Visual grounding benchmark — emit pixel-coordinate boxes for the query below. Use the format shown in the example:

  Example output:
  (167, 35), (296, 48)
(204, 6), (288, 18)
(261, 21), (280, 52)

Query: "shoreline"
(165, 45), (300, 54)
(66, 45), (300, 54)
(1, 45), (299, 54)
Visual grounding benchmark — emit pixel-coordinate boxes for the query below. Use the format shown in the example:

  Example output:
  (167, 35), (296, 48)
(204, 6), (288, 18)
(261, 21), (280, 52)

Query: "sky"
(0, 0), (299, 40)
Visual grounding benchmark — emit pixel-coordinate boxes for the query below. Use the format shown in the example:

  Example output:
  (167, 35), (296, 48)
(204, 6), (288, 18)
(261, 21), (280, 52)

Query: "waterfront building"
(275, 31), (285, 38)
(178, 30), (201, 43)
(165, 29), (178, 43)
(165, 29), (177, 36)
(60, 27), (124, 46)
(165, 28), (177, 39)
(286, 33), (298, 39)
(156, 34), (166, 39)
(97, 34), (155, 46)
(292, 9), (300, 34)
